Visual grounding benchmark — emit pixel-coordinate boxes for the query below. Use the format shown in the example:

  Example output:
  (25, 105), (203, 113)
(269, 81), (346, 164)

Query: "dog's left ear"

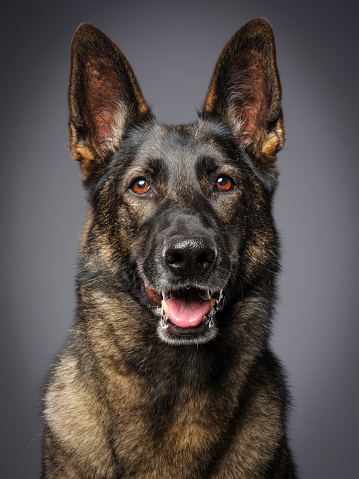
(203, 18), (284, 163)
(68, 23), (151, 180)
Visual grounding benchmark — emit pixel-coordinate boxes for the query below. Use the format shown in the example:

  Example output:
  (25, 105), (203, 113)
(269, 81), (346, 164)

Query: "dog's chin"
(143, 283), (223, 346)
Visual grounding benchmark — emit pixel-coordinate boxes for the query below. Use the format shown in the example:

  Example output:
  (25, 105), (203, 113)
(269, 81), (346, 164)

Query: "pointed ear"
(203, 18), (284, 162)
(69, 23), (151, 179)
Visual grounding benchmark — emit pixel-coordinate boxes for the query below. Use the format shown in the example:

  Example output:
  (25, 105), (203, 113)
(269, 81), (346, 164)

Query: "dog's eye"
(131, 178), (150, 195)
(216, 176), (233, 191)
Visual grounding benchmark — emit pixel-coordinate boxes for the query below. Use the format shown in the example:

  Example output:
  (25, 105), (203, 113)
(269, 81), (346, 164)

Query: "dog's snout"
(163, 235), (217, 276)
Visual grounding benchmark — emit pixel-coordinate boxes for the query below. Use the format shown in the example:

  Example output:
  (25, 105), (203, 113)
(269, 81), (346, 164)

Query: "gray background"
(1, 0), (358, 477)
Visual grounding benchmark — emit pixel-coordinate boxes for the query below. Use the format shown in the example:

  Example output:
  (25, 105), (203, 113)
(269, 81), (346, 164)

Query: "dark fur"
(42, 18), (296, 478)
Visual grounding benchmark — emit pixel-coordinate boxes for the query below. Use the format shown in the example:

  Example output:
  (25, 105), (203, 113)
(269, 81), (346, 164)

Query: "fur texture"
(42, 18), (296, 478)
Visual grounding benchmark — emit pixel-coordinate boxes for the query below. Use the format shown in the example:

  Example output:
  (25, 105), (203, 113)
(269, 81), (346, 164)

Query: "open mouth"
(144, 284), (222, 344)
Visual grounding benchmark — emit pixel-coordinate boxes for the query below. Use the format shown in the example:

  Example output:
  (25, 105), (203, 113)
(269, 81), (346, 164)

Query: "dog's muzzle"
(142, 234), (224, 345)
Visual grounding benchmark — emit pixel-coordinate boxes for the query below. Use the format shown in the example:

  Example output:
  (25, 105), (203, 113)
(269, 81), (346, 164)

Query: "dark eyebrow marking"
(239, 151), (274, 191)
(143, 157), (168, 177)
(196, 155), (219, 174)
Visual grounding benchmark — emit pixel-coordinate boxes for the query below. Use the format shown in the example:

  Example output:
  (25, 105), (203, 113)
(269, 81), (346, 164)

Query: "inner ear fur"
(69, 23), (151, 179)
(203, 18), (284, 162)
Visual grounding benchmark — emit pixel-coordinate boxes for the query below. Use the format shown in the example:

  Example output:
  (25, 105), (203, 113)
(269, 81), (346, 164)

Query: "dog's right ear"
(69, 24), (151, 180)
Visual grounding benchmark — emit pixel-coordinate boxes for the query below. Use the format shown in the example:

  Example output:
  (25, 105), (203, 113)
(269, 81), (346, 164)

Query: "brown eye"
(131, 178), (150, 195)
(216, 176), (233, 191)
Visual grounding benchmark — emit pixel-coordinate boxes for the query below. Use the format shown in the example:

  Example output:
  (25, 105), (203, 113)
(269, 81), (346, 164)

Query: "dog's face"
(69, 19), (284, 346)
(100, 121), (247, 345)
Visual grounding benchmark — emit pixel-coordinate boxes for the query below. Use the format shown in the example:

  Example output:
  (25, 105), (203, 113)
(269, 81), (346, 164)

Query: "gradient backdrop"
(1, 1), (358, 477)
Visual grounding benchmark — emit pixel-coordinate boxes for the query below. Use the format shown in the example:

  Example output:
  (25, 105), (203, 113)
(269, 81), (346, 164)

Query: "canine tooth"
(201, 299), (216, 323)
(162, 300), (169, 316)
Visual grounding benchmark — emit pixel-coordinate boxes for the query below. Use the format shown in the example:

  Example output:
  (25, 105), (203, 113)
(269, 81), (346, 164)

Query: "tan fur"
(44, 308), (285, 477)
(44, 354), (116, 477)
(212, 391), (283, 478)
(42, 19), (296, 478)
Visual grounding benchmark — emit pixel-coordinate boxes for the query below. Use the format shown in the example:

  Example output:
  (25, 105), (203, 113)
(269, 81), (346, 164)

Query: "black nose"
(163, 235), (217, 276)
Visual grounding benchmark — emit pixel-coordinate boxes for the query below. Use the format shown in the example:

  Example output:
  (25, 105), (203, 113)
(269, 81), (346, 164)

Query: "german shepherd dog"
(42, 18), (297, 478)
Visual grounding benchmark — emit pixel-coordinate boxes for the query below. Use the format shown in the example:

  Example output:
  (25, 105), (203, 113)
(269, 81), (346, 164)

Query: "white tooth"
(162, 300), (169, 316)
(202, 299), (216, 323)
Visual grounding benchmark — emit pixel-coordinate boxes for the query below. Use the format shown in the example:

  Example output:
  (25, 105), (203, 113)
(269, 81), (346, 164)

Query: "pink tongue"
(166, 295), (212, 328)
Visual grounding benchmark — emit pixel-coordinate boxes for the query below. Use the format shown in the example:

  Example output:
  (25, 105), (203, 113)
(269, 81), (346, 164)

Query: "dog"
(42, 18), (297, 478)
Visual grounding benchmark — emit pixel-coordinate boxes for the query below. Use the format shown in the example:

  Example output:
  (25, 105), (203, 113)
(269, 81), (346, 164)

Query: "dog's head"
(69, 19), (284, 346)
